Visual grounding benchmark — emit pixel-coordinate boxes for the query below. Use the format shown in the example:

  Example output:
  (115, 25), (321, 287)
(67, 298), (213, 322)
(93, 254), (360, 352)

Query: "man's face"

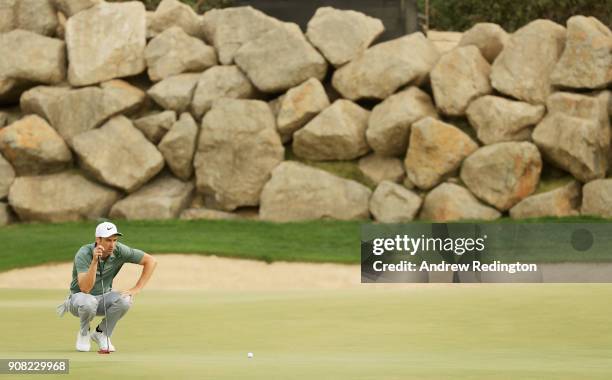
(96, 236), (119, 257)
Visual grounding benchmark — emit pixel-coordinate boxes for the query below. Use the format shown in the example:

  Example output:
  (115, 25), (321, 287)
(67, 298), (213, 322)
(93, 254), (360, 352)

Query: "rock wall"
(0, 0), (611, 225)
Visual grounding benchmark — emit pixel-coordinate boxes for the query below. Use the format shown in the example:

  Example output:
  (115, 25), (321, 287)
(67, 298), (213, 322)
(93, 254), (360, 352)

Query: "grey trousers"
(69, 291), (132, 337)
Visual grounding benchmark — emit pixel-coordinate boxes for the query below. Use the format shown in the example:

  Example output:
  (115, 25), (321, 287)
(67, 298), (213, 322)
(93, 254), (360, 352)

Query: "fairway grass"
(2, 286), (612, 379)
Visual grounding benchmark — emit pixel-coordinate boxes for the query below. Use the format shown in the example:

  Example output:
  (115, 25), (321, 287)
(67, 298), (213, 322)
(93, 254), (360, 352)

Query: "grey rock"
(293, 99), (370, 161)
(8, 171), (120, 222)
(366, 87), (437, 157)
(158, 113), (198, 180)
(109, 174), (194, 220)
(259, 161), (371, 222)
(71, 116), (164, 193)
(369, 181), (421, 223)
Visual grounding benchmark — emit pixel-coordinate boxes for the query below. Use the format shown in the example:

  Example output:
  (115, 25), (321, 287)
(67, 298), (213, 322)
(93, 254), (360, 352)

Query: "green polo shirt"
(70, 242), (145, 296)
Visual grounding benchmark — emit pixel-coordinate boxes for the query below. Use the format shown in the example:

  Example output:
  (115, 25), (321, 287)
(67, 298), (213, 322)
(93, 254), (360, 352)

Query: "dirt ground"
(0, 254), (378, 291)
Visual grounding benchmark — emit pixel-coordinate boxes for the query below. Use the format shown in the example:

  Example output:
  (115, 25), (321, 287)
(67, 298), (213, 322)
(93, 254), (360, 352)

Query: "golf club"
(98, 259), (111, 355)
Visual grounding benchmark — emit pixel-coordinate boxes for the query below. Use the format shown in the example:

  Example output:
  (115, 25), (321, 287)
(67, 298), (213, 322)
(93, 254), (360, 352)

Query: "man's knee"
(73, 293), (98, 317)
(115, 296), (132, 313)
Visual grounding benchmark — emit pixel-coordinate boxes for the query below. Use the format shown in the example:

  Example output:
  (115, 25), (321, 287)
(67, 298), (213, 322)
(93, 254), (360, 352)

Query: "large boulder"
(551, 16), (612, 89)
(430, 46), (492, 116)
(194, 99), (284, 211)
(276, 78), (330, 143)
(293, 99), (370, 161)
(148, 73), (201, 114)
(180, 208), (240, 221)
(54, 0), (102, 17)
(21, 80), (145, 143)
(491, 20), (566, 104)
(460, 142), (542, 211)
(259, 161), (371, 222)
(0, 115), (72, 175)
(0, 153), (15, 199)
(366, 87), (437, 157)
(581, 179), (612, 217)
(133, 110), (176, 144)
(145, 27), (217, 82)
(158, 112), (198, 181)
(15, 0), (57, 37)
(201, 6), (283, 65)
(0, 30), (65, 95)
(466, 95), (546, 144)
(532, 92), (609, 182)
(419, 182), (501, 222)
(458, 23), (508, 63)
(509, 181), (581, 219)
(191, 66), (257, 119)
(234, 23), (328, 93)
(405, 117), (478, 190)
(358, 154), (405, 185)
(8, 171), (120, 222)
(0, 0), (15, 33)
(71, 116), (164, 193)
(66, 2), (146, 86)
(109, 174), (194, 220)
(332, 33), (440, 100)
(306, 7), (384, 67)
(148, 0), (204, 39)
(369, 181), (421, 223)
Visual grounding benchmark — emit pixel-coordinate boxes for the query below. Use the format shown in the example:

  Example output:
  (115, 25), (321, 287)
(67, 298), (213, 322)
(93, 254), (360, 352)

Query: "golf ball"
(247, 352), (253, 358)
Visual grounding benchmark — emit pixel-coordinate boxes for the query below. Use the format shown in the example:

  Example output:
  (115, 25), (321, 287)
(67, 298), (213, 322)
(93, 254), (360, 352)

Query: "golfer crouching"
(56, 222), (157, 352)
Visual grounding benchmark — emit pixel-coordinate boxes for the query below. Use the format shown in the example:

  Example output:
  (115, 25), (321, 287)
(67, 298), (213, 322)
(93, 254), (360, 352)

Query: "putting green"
(1, 286), (612, 379)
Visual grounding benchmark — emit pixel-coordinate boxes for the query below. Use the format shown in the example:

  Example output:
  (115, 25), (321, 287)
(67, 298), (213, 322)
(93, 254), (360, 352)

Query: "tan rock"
(145, 27), (217, 82)
(419, 182), (501, 222)
(71, 116), (164, 193)
(405, 117), (478, 190)
(369, 181), (421, 223)
(234, 23), (328, 93)
(509, 181), (581, 219)
(332, 33), (440, 100)
(366, 87), (437, 157)
(259, 161), (371, 222)
(148, 0), (204, 39)
(551, 16), (612, 89)
(15, 0), (57, 37)
(460, 142), (542, 211)
(0, 152), (15, 199)
(277, 78), (330, 143)
(8, 171), (120, 222)
(194, 99), (284, 211)
(458, 23), (508, 63)
(148, 73), (201, 114)
(0, 115), (72, 175)
(427, 30), (462, 55)
(0, 202), (11, 225)
(109, 174), (194, 220)
(358, 154), (405, 185)
(431, 46), (492, 116)
(0, 0), (15, 33)
(306, 7), (384, 67)
(54, 0), (102, 17)
(581, 179), (612, 217)
(191, 66), (257, 119)
(532, 92), (609, 182)
(21, 80), (145, 143)
(201, 6), (283, 64)
(158, 113), (198, 181)
(466, 95), (545, 144)
(293, 99), (370, 161)
(180, 208), (240, 221)
(66, 2), (146, 86)
(491, 20), (566, 104)
(133, 111), (176, 144)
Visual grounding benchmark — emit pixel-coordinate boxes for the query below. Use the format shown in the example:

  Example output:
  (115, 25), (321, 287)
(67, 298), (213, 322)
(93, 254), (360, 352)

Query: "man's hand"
(93, 245), (105, 262)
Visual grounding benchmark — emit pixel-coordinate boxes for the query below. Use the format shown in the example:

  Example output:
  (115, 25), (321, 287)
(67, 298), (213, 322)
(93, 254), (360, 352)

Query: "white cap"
(95, 222), (123, 238)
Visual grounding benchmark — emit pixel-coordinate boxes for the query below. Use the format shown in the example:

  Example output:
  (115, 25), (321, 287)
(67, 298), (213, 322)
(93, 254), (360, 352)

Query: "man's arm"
(122, 253), (157, 296)
(77, 246), (104, 293)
